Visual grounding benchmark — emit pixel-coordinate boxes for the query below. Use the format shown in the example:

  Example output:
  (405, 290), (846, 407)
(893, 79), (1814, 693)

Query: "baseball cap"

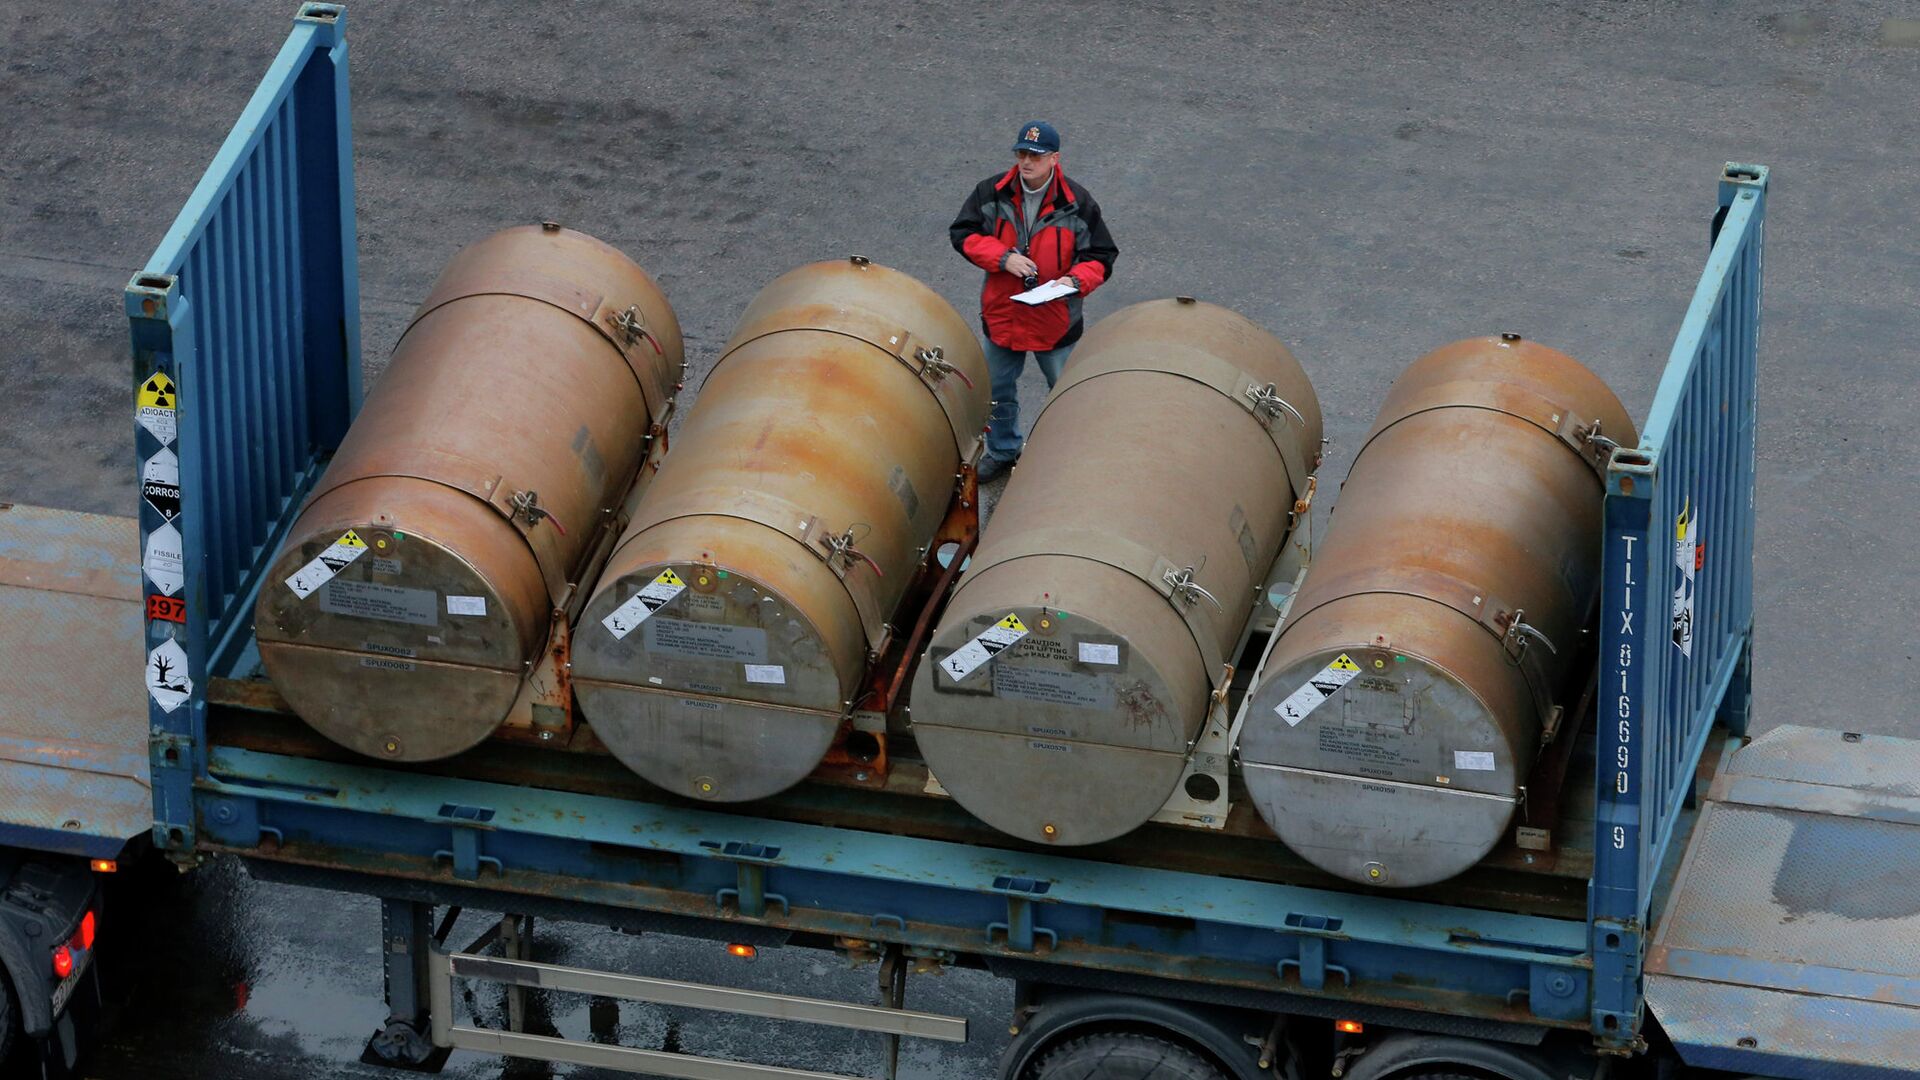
(1012, 121), (1060, 154)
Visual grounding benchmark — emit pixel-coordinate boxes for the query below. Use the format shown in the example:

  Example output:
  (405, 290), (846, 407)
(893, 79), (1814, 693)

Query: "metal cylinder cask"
(256, 224), (683, 761)
(1240, 334), (1634, 887)
(910, 298), (1322, 845)
(573, 257), (990, 803)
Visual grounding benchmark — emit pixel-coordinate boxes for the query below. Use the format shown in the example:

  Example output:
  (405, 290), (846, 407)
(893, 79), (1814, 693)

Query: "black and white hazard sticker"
(939, 613), (1029, 682)
(141, 447), (181, 520)
(602, 568), (688, 639)
(146, 637), (193, 714)
(143, 521), (185, 597)
(285, 529), (370, 599)
(1273, 652), (1361, 727)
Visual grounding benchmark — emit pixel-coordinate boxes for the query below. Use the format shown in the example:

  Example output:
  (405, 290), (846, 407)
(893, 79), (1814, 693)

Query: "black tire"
(1027, 1031), (1228, 1080)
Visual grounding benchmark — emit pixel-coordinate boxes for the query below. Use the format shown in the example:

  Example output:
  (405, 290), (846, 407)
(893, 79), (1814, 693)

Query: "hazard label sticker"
(1273, 652), (1362, 727)
(136, 371), (178, 445)
(146, 637), (193, 714)
(141, 447), (181, 520)
(602, 568), (688, 640)
(147, 594), (187, 624)
(284, 529), (370, 600)
(939, 612), (1029, 683)
(142, 520), (185, 597)
(1672, 498), (1702, 658)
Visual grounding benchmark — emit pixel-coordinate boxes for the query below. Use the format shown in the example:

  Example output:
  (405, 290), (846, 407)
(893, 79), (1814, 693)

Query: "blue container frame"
(1589, 165), (1766, 1046)
(126, 2), (360, 857)
(129, 6), (1766, 1050)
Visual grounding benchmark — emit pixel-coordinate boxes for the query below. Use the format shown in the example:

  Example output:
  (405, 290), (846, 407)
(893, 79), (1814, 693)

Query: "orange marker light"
(80, 911), (96, 950)
(1336, 1019), (1365, 1035)
(726, 943), (757, 960)
(52, 945), (73, 979)
(90, 859), (117, 873)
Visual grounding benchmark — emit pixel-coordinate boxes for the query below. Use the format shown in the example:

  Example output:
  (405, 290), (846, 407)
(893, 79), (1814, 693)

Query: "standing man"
(949, 121), (1118, 481)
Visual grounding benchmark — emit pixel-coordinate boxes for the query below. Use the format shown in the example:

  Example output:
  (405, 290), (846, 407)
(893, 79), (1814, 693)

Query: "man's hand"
(1051, 275), (1080, 291)
(1003, 252), (1039, 279)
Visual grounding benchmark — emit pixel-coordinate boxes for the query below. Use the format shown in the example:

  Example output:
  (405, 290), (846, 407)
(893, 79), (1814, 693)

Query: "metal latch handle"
(819, 525), (884, 578)
(1244, 382), (1305, 426)
(611, 305), (664, 356)
(509, 489), (567, 536)
(1163, 565), (1223, 610)
(914, 346), (974, 390)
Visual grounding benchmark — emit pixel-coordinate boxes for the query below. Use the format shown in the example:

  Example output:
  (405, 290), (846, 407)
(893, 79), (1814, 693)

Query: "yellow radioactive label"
(997, 613), (1028, 632)
(335, 529), (368, 549)
(655, 569), (686, 587)
(1329, 653), (1360, 673)
(138, 371), (177, 410)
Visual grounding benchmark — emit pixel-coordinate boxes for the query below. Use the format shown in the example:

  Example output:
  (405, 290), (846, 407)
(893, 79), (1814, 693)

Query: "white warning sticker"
(602, 568), (688, 640)
(446, 595), (487, 617)
(1454, 750), (1497, 772)
(284, 529), (370, 600)
(743, 664), (786, 685)
(1273, 652), (1362, 727)
(141, 447), (181, 521)
(142, 520), (185, 597)
(145, 636), (193, 713)
(939, 613), (1029, 682)
(136, 370), (178, 445)
(1672, 498), (1700, 658)
(1078, 641), (1121, 666)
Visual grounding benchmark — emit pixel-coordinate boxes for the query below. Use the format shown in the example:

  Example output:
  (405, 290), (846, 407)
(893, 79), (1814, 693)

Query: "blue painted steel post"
(127, 276), (205, 858)
(1590, 464), (1652, 1047)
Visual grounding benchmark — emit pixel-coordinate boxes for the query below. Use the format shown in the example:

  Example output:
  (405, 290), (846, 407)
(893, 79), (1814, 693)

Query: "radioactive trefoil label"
(146, 637), (193, 714)
(602, 568), (688, 640)
(141, 446), (181, 520)
(284, 529), (370, 600)
(939, 613), (1029, 682)
(137, 370), (178, 445)
(142, 520), (185, 597)
(1672, 497), (1701, 658)
(1273, 652), (1362, 727)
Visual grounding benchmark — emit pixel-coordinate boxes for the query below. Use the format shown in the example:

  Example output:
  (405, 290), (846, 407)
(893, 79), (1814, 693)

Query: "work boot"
(977, 452), (1019, 484)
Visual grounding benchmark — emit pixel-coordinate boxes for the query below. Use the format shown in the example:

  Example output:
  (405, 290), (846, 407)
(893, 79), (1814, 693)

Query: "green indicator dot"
(716, 570), (729, 579)
(392, 532), (405, 540)
(1395, 655), (1407, 663)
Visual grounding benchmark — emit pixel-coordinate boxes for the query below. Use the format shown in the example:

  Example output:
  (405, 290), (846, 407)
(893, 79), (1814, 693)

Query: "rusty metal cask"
(572, 257), (990, 803)
(910, 298), (1322, 845)
(256, 225), (683, 761)
(1240, 334), (1634, 887)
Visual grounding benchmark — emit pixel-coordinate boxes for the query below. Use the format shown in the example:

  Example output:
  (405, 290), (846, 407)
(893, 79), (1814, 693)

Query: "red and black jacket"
(949, 164), (1118, 352)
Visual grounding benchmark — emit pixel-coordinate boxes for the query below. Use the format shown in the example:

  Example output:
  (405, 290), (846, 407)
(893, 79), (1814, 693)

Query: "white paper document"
(1012, 280), (1078, 305)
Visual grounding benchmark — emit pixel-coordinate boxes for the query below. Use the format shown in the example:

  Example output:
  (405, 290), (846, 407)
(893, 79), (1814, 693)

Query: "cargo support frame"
(127, 5), (1765, 1061)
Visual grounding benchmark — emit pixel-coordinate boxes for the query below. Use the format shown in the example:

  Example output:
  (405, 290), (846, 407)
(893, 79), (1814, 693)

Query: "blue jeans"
(984, 340), (1073, 461)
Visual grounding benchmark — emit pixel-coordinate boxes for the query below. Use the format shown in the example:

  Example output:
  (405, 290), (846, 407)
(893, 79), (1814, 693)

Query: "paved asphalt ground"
(2, 1), (1918, 1076)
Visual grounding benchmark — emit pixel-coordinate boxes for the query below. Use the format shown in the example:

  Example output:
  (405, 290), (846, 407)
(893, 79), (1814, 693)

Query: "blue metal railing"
(126, 3), (359, 853)
(1589, 164), (1767, 1044)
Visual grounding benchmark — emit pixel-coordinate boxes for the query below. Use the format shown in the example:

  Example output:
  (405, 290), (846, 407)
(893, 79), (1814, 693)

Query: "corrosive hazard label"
(141, 447), (181, 520)
(136, 371), (178, 445)
(602, 568), (688, 640)
(1273, 652), (1361, 727)
(939, 613), (1029, 682)
(285, 529), (369, 600)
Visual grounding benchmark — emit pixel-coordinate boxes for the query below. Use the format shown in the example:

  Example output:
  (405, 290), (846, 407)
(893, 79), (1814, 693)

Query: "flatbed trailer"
(2, 5), (1917, 1079)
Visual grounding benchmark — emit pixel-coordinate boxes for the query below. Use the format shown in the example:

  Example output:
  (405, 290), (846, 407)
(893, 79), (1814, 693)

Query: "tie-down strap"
(1284, 565), (1561, 727)
(1032, 346), (1315, 498)
(310, 446), (579, 608)
(972, 528), (1230, 689)
(1356, 378), (1619, 485)
(718, 305), (984, 461)
(623, 488), (891, 653)
(397, 266), (676, 423)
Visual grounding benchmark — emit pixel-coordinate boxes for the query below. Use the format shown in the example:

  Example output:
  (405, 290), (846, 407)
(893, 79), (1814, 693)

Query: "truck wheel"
(1027, 1031), (1227, 1080)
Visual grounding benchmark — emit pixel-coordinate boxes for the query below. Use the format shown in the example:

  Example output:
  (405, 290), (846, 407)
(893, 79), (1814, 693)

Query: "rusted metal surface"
(256, 225), (683, 763)
(0, 505), (152, 857)
(1241, 335), (1634, 888)
(573, 257), (989, 805)
(911, 298), (1322, 846)
(1646, 725), (1920, 1078)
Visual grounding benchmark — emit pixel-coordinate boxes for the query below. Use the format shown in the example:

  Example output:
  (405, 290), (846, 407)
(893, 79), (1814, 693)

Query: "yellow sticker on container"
(284, 529), (372, 600)
(940, 612), (1030, 682)
(1273, 653), (1363, 727)
(602, 567), (690, 640)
